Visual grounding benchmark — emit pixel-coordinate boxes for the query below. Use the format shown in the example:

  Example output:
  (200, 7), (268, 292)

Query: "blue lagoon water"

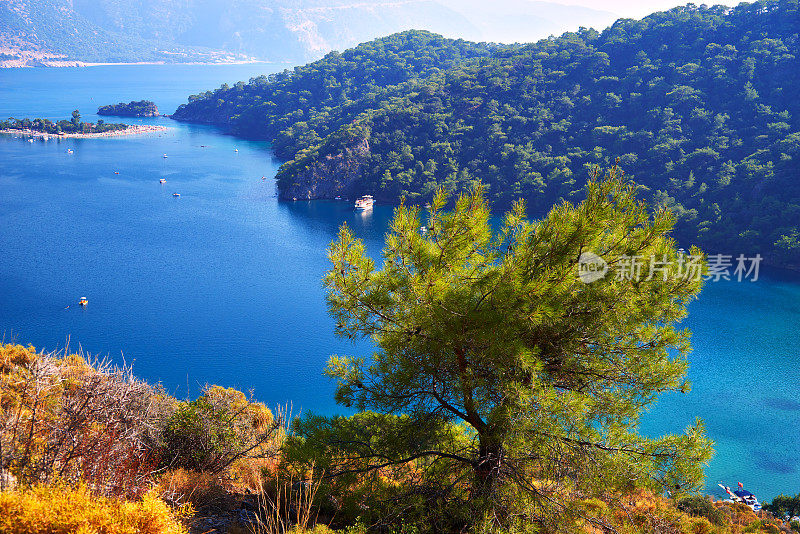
(1, 65), (799, 499)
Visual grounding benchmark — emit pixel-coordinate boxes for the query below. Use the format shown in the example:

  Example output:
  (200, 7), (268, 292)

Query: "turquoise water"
(0, 65), (799, 499)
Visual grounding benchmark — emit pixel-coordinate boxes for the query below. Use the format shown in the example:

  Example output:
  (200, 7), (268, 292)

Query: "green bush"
(764, 493), (800, 519)
(743, 520), (769, 533)
(677, 495), (726, 527)
(160, 398), (234, 471)
(157, 386), (278, 473)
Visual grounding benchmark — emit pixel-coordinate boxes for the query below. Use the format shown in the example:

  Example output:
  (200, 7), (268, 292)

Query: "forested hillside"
(173, 31), (504, 155)
(173, 1), (800, 268)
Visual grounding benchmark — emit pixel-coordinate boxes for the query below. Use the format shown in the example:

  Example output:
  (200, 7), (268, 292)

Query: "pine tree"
(308, 168), (713, 530)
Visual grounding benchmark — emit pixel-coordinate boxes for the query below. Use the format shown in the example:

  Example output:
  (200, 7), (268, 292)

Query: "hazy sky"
(551, 0), (744, 19)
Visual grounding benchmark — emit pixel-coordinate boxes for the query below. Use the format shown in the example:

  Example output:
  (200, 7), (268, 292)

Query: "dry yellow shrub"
(157, 468), (231, 513)
(688, 517), (715, 534)
(573, 490), (693, 534)
(0, 484), (187, 534)
(230, 457), (274, 492)
(574, 489), (796, 534)
(0, 343), (36, 373)
(715, 501), (761, 529)
(203, 385), (275, 431)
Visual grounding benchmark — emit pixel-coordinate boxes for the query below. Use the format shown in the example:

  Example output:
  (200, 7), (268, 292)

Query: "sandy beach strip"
(0, 124), (169, 139)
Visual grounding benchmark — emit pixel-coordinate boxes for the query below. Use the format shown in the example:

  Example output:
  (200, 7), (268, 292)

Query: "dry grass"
(157, 468), (232, 515)
(249, 464), (323, 534)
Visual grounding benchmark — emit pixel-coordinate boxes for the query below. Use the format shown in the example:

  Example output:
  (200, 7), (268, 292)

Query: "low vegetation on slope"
(175, 1), (800, 268)
(0, 485), (189, 534)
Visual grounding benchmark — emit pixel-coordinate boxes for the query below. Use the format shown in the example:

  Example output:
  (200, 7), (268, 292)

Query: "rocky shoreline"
(0, 124), (169, 139)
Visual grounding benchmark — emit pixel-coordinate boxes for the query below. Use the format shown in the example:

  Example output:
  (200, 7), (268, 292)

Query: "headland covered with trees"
(172, 1), (800, 270)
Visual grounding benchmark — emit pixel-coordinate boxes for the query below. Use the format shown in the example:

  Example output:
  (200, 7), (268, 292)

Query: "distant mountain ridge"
(0, 0), (615, 66)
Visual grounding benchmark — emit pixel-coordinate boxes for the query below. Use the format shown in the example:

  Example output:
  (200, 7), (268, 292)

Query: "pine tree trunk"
(474, 436), (503, 496)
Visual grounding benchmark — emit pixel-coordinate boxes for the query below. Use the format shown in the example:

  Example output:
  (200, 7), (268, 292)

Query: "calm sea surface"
(1, 65), (798, 499)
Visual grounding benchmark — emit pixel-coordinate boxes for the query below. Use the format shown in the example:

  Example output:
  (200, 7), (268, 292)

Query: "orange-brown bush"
(0, 484), (188, 534)
(573, 490), (796, 534)
(157, 468), (232, 514)
(0, 341), (289, 504)
(0, 343), (170, 496)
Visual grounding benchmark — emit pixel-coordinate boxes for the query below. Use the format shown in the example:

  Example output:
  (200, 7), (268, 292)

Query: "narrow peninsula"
(0, 110), (167, 138)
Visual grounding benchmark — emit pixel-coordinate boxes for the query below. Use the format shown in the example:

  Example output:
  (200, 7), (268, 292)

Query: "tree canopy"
(97, 100), (159, 117)
(287, 170), (713, 532)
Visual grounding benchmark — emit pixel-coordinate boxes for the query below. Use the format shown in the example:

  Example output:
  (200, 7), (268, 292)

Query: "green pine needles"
(289, 168), (713, 532)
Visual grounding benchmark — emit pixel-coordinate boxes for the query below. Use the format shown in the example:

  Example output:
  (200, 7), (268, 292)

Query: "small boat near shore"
(718, 483), (761, 511)
(354, 195), (374, 211)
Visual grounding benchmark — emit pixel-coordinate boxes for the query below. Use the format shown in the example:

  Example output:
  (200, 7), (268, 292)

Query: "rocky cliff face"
(278, 136), (371, 201)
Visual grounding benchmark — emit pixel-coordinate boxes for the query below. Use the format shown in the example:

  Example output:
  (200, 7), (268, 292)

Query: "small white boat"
(172, 192), (180, 197)
(159, 178), (166, 184)
(234, 148), (239, 153)
(66, 149), (74, 154)
(28, 139), (34, 143)
(163, 153), (168, 158)
(718, 483), (761, 512)
(354, 195), (374, 211)
(79, 297), (88, 307)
